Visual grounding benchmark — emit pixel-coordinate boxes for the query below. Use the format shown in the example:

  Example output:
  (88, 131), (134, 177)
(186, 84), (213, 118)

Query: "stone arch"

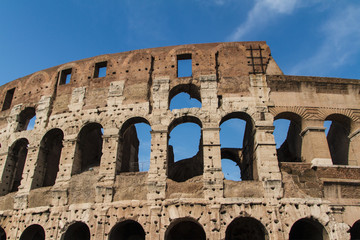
(117, 117), (152, 173)
(25, 71), (50, 90)
(20, 224), (45, 240)
(225, 216), (268, 240)
(73, 122), (103, 175)
(289, 218), (329, 240)
(0, 138), (29, 194)
(165, 217), (206, 240)
(32, 128), (64, 188)
(16, 107), (36, 132)
(168, 84), (201, 110)
(325, 113), (351, 165)
(273, 111), (303, 162)
(0, 226), (5, 240)
(350, 220), (360, 240)
(62, 221), (90, 240)
(167, 116), (203, 182)
(220, 112), (256, 180)
(108, 220), (145, 240)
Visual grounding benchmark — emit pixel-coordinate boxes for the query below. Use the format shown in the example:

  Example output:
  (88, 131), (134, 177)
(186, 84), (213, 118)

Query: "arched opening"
(220, 113), (255, 181)
(109, 220), (145, 240)
(0, 227), (6, 240)
(350, 220), (360, 240)
(62, 222), (90, 240)
(165, 218), (206, 240)
(33, 128), (64, 189)
(225, 217), (268, 240)
(117, 117), (151, 173)
(289, 218), (328, 240)
(20, 224), (45, 240)
(2, 138), (29, 194)
(167, 116), (203, 182)
(169, 84), (201, 110)
(16, 107), (36, 131)
(325, 114), (351, 165)
(273, 112), (302, 162)
(73, 123), (103, 175)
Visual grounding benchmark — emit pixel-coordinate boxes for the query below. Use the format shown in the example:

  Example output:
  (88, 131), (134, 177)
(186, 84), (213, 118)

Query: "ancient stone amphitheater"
(0, 42), (359, 239)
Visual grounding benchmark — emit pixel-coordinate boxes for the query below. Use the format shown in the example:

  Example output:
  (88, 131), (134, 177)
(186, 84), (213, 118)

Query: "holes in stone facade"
(289, 218), (328, 240)
(169, 84), (201, 110)
(2, 138), (29, 194)
(220, 113), (255, 181)
(16, 107), (36, 131)
(273, 112), (302, 162)
(59, 68), (72, 85)
(117, 118), (151, 173)
(2, 87), (15, 111)
(177, 54), (192, 78)
(109, 220), (145, 240)
(325, 114), (351, 165)
(73, 123), (103, 175)
(165, 218), (206, 240)
(0, 227), (5, 240)
(20, 224), (45, 240)
(33, 128), (63, 189)
(225, 217), (268, 240)
(350, 220), (360, 240)
(168, 117), (203, 182)
(94, 61), (107, 78)
(63, 221), (90, 240)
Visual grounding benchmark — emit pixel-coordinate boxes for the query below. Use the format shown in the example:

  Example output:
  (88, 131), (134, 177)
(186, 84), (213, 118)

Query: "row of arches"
(1, 216), (359, 239)
(2, 109), (356, 195)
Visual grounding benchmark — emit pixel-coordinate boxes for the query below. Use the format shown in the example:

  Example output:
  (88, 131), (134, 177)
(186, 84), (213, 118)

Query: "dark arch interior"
(10, 138), (29, 192)
(117, 118), (151, 173)
(20, 224), (45, 240)
(0, 227), (6, 240)
(16, 107), (36, 131)
(220, 113), (255, 180)
(76, 123), (103, 173)
(167, 118), (203, 182)
(274, 112), (302, 163)
(225, 217), (267, 240)
(63, 222), (90, 240)
(289, 218), (326, 240)
(351, 220), (360, 240)
(166, 220), (206, 240)
(325, 114), (350, 165)
(109, 220), (145, 240)
(34, 128), (64, 188)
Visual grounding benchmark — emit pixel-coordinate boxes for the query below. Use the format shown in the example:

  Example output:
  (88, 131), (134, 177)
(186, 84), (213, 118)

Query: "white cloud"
(290, 4), (360, 76)
(228, 0), (299, 41)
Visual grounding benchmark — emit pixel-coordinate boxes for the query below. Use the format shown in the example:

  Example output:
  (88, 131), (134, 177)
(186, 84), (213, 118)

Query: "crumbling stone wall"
(0, 42), (359, 239)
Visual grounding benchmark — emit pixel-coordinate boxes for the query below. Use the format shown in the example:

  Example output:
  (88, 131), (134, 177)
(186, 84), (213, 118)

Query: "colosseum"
(0, 41), (359, 239)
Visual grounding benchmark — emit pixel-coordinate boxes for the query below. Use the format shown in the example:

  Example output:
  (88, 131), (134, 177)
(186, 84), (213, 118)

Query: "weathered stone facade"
(0, 42), (359, 239)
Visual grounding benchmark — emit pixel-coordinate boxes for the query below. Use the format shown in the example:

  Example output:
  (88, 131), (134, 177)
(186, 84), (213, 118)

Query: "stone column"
(300, 119), (332, 166)
(14, 143), (39, 209)
(348, 123), (360, 166)
(147, 127), (168, 201)
(51, 135), (77, 206)
(202, 126), (224, 201)
(95, 128), (119, 203)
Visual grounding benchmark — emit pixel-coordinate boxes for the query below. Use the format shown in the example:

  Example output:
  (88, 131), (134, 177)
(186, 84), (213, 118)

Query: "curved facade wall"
(0, 42), (359, 239)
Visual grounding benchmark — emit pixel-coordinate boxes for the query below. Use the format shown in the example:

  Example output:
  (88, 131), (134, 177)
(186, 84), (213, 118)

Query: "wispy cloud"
(290, 4), (360, 76)
(228, 0), (299, 41)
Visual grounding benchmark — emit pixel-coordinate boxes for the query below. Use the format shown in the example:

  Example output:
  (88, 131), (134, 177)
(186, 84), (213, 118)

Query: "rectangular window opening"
(59, 68), (72, 85)
(94, 61), (107, 78)
(177, 54), (192, 78)
(2, 88), (15, 111)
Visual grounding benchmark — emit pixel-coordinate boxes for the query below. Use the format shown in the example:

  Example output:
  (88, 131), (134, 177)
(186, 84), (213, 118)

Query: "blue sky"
(1, 0), (360, 180)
